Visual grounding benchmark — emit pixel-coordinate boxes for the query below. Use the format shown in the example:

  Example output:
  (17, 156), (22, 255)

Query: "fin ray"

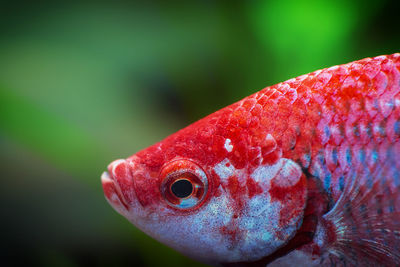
(321, 163), (400, 266)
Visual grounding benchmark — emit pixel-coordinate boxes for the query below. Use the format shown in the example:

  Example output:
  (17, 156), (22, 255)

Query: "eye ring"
(160, 159), (208, 210)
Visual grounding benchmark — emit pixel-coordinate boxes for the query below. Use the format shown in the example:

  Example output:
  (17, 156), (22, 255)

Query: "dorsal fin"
(321, 164), (400, 266)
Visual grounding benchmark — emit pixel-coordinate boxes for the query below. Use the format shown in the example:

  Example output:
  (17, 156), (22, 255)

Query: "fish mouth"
(101, 171), (113, 184)
(101, 170), (130, 211)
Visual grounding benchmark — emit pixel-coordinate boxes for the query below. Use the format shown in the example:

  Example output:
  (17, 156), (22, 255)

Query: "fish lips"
(101, 159), (136, 212)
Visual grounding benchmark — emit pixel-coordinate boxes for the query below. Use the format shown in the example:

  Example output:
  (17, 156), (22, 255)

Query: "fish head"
(101, 108), (308, 265)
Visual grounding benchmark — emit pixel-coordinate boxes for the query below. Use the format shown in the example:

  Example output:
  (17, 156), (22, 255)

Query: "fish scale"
(267, 54), (400, 202)
(221, 54), (400, 264)
(102, 53), (400, 266)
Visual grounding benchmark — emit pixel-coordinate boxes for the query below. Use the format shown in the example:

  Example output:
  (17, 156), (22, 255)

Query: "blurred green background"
(0, 1), (398, 266)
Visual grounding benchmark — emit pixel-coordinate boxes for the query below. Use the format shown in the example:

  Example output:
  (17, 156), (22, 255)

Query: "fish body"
(102, 53), (400, 266)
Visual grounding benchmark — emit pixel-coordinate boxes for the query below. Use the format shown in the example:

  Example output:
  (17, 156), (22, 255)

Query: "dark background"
(0, 1), (399, 266)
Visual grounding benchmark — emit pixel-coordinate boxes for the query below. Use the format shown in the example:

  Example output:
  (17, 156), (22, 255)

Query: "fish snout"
(101, 159), (135, 211)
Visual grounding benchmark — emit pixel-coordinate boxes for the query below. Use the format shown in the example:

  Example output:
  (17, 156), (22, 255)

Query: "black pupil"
(171, 179), (193, 198)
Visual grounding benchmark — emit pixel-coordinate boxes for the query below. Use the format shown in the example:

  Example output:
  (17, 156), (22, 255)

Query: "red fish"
(102, 54), (400, 266)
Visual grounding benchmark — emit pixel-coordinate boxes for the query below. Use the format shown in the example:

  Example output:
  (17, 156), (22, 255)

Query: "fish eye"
(160, 159), (208, 210)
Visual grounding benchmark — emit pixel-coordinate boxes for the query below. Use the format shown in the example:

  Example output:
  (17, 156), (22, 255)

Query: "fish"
(101, 53), (400, 266)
